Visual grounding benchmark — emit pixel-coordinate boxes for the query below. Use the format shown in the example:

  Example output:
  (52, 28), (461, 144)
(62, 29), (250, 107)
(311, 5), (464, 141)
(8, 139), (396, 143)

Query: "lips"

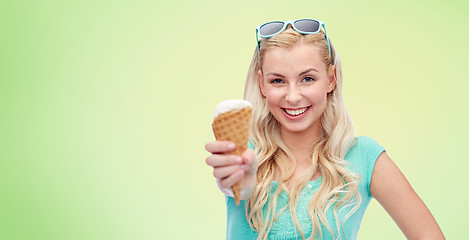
(283, 107), (310, 116)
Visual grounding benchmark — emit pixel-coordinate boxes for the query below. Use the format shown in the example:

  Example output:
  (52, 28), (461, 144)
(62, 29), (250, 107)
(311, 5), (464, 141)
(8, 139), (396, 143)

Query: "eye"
(301, 76), (315, 83)
(270, 79), (284, 84)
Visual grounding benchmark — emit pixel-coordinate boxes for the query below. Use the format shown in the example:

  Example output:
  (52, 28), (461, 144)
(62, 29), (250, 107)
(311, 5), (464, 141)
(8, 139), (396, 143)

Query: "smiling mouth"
(283, 107), (310, 116)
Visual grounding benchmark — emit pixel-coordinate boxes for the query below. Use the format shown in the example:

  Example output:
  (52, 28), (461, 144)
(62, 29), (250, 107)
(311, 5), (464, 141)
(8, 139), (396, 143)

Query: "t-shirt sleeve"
(358, 136), (386, 196)
(248, 141), (254, 150)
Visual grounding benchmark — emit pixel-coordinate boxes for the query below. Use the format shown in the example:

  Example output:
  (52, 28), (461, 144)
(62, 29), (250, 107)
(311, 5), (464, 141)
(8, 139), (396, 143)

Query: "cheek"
(264, 88), (284, 106)
(304, 88), (328, 105)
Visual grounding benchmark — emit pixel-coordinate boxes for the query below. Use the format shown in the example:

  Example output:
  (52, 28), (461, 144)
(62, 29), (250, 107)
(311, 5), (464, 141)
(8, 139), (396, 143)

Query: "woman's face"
(258, 42), (335, 136)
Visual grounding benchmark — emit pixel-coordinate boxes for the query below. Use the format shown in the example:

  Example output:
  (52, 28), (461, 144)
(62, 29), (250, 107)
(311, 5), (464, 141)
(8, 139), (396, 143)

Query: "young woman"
(205, 19), (445, 240)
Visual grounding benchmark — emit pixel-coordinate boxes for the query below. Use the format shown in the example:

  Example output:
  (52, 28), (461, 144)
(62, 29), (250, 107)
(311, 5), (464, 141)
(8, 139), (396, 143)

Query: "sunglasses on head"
(256, 19), (332, 63)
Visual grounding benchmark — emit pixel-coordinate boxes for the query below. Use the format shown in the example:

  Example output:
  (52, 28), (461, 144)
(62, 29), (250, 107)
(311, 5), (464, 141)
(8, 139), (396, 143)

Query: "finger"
(206, 154), (243, 167)
(219, 169), (245, 189)
(213, 165), (244, 179)
(241, 147), (255, 162)
(205, 141), (236, 154)
(241, 149), (257, 174)
(241, 150), (250, 165)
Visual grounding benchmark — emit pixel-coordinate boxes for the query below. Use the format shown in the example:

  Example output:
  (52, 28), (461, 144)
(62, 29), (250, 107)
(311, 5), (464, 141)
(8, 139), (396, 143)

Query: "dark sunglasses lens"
(259, 22), (285, 36)
(294, 19), (320, 33)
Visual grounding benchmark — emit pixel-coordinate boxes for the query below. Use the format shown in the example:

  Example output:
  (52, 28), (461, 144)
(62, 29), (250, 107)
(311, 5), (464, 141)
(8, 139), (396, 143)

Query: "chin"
(281, 123), (315, 134)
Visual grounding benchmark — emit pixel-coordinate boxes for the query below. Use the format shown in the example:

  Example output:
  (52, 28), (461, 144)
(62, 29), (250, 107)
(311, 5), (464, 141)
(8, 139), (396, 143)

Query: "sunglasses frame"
(255, 19), (332, 63)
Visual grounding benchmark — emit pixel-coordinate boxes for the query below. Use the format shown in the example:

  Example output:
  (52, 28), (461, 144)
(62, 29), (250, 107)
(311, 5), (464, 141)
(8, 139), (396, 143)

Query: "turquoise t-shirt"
(225, 136), (385, 240)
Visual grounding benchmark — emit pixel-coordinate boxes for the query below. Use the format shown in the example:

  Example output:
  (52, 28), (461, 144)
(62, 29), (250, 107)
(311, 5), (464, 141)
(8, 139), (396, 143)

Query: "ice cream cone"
(212, 100), (252, 205)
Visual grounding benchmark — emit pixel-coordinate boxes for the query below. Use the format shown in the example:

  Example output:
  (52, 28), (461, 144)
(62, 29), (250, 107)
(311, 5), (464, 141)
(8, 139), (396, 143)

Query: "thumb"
(242, 148), (257, 174)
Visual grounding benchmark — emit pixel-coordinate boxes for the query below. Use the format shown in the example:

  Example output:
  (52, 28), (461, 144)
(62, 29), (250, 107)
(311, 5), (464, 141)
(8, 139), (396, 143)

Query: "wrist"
(215, 175), (257, 200)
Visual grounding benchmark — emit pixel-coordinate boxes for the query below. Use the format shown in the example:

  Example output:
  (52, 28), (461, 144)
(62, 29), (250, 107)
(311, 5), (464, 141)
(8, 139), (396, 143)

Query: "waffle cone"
(212, 106), (252, 205)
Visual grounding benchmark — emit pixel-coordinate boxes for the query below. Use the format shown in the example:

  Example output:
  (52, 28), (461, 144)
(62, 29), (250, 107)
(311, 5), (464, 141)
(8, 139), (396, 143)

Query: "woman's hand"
(205, 140), (257, 199)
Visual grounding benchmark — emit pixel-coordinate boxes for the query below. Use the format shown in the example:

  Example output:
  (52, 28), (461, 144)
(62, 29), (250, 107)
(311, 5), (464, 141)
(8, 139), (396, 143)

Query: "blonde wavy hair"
(243, 26), (361, 239)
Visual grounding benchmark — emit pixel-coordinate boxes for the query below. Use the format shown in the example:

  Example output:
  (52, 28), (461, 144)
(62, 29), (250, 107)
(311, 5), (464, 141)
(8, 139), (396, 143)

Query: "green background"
(1, 0), (468, 239)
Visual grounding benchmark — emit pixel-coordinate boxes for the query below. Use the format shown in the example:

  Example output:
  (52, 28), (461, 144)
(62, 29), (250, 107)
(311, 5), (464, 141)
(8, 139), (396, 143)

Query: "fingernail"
(228, 143), (235, 150)
(235, 157), (242, 163)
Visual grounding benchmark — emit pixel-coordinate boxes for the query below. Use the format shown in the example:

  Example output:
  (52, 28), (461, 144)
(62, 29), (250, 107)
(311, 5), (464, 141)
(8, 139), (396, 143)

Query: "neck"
(280, 123), (322, 163)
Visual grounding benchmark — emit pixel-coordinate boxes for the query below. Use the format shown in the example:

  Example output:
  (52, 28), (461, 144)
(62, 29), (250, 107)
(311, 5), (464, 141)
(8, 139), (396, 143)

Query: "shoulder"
(345, 136), (386, 196)
(346, 136), (385, 161)
(354, 136), (382, 149)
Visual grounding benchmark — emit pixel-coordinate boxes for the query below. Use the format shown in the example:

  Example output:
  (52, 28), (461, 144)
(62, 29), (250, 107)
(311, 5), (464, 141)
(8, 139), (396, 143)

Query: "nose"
(285, 84), (302, 104)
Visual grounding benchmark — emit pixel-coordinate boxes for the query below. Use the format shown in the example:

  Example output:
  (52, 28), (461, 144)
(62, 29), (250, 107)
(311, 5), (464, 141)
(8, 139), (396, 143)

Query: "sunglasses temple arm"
(322, 24), (333, 64)
(256, 29), (261, 55)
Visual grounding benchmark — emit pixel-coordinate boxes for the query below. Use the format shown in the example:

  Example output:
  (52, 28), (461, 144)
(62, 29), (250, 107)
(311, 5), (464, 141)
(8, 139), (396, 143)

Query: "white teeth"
(284, 107), (308, 116)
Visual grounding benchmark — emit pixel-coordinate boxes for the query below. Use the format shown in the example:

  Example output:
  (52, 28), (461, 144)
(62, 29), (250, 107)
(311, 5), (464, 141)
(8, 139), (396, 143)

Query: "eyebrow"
(299, 68), (319, 76)
(266, 68), (319, 78)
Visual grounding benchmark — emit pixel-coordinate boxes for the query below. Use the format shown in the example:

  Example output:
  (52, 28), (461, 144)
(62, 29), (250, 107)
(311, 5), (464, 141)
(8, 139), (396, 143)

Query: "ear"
(258, 69), (267, 97)
(327, 65), (336, 93)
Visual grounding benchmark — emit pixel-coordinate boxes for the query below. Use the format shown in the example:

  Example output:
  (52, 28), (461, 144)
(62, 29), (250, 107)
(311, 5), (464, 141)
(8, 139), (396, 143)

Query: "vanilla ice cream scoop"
(213, 99), (252, 119)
